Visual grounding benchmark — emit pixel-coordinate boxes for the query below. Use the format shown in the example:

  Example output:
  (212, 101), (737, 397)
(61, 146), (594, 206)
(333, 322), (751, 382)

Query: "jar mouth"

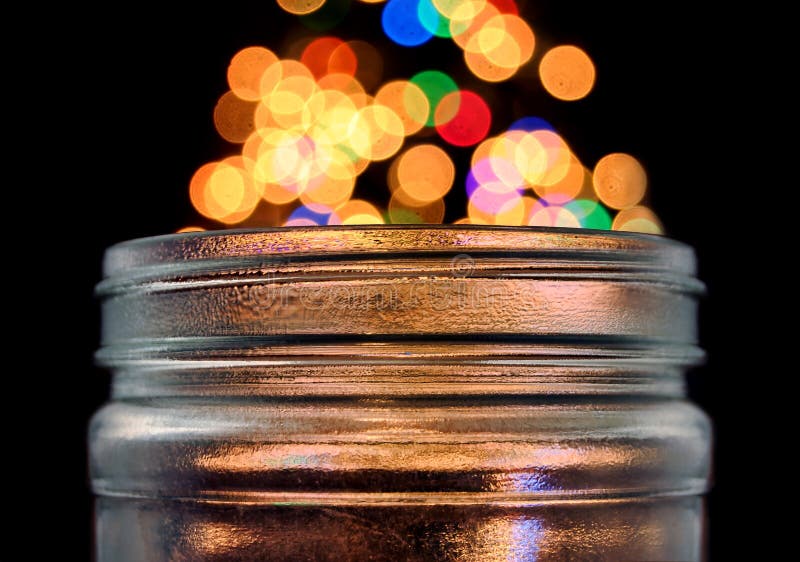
(101, 225), (698, 281)
(98, 226), (703, 380)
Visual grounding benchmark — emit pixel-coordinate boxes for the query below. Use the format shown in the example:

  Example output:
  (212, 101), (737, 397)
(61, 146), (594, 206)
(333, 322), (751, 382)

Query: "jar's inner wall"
(92, 226), (710, 561)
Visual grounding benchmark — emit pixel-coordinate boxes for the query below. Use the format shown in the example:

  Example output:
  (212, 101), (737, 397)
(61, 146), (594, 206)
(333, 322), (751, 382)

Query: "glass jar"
(91, 226), (711, 561)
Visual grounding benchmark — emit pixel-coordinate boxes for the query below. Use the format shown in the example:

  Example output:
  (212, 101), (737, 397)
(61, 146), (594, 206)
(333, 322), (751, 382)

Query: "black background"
(22, 1), (748, 559)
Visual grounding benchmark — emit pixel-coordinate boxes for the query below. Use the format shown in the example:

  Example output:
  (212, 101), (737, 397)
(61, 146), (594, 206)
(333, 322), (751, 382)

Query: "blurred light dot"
(534, 152), (586, 204)
(302, 37), (356, 79)
(434, 0), (485, 19)
(300, 0), (351, 31)
(383, 0), (434, 46)
(525, 129), (571, 187)
(593, 152), (647, 210)
(298, 165), (355, 209)
(284, 217), (319, 226)
(287, 204), (334, 226)
(348, 104), (405, 161)
(252, 130), (312, 203)
(464, 49), (519, 82)
(488, 0), (518, 14)
(346, 40), (383, 92)
(435, 90), (491, 147)
(473, 132), (538, 188)
(527, 202), (581, 228)
(190, 157), (262, 224)
(450, 1), (497, 49)
(396, 144), (455, 203)
(418, 0), (452, 38)
(213, 91), (258, 143)
(367, 105), (406, 160)
(317, 73), (367, 104)
(466, 157), (523, 198)
(564, 199), (612, 229)
(539, 45), (596, 101)
(375, 80), (430, 136)
(466, 14), (534, 70)
(612, 205), (663, 234)
(227, 47), (278, 101)
(259, 59), (314, 100)
(468, 185), (525, 225)
(277, 0), (327, 15)
(329, 199), (385, 224)
(501, 130), (546, 184)
(509, 116), (555, 132)
(177, 226), (205, 233)
(190, 163), (220, 220)
(410, 70), (458, 126)
(266, 74), (318, 130)
(389, 193), (445, 223)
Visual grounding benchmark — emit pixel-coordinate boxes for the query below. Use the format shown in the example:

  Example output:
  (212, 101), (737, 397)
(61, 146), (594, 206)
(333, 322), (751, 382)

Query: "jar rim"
(102, 225), (696, 280)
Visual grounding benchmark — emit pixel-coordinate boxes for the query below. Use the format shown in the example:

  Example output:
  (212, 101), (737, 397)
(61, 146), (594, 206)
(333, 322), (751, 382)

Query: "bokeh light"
(527, 202), (581, 228)
(411, 70), (459, 126)
(539, 45), (596, 101)
(383, 0), (434, 47)
(227, 47), (279, 101)
(375, 80), (430, 136)
(435, 90), (491, 146)
(213, 91), (258, 143)
(612, 205), (663, 234)
(185, 2), (662, 235)
(277, 0), (327, 15)
(301, 37), (357, 79)
(329, 199), (385, 224)
(593, 152), (647, 210)
(394, 144), (455, 203)
(564, 199), (612, 230)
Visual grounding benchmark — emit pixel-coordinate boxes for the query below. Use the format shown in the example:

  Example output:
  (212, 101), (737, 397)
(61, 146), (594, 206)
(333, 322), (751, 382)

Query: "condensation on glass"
(91, 226), (711, 561)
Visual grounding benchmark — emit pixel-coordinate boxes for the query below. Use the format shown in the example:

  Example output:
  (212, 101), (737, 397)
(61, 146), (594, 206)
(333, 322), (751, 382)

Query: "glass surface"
(92, 226), (710, 561)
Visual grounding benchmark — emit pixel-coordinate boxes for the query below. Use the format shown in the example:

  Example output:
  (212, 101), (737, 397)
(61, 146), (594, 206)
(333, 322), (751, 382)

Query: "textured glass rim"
(102, 225), (697, 280)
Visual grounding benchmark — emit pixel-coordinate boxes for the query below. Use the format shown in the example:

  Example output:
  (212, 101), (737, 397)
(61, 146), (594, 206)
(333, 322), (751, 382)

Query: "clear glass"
(91, 226), (711, 561)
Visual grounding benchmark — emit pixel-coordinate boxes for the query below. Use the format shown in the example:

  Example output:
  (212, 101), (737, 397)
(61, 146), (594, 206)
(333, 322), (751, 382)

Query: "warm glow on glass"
(539, 45), (596, 101)
(593, 152), (647, 210)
